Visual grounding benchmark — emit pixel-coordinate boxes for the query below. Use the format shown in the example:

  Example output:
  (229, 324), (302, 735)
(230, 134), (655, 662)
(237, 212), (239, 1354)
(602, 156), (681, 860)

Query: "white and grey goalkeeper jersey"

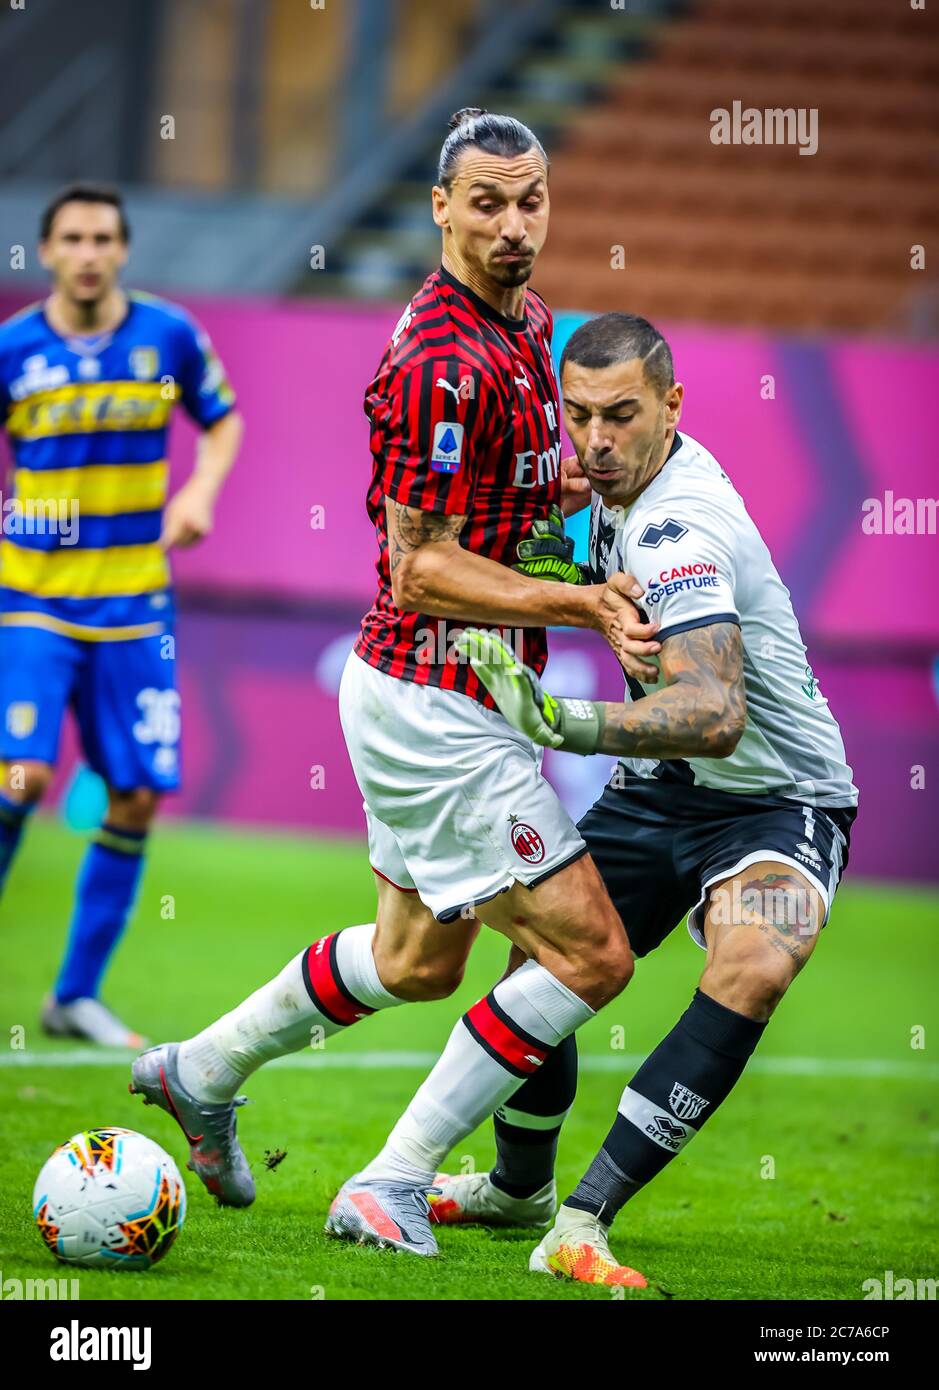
(588, 430), (858, 808)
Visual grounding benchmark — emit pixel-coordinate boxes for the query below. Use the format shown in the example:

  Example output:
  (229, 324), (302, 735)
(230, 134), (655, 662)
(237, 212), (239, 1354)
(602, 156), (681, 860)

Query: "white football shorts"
(338, 650), (587, 921)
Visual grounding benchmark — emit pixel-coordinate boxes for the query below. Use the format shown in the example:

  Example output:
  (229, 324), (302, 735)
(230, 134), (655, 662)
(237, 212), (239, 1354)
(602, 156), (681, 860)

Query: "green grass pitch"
(1, 815), (937, 1301)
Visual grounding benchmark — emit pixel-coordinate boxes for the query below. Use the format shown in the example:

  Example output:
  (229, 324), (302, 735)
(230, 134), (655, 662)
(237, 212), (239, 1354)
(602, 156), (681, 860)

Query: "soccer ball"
(32, 1127), (186, 1269)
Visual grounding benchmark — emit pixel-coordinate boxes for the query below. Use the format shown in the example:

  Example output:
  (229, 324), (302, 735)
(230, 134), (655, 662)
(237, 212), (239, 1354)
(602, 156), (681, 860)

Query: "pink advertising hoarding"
(1, 288), (935, 644)
(156, 298), (939, 646)
(2, 289), (936, 881)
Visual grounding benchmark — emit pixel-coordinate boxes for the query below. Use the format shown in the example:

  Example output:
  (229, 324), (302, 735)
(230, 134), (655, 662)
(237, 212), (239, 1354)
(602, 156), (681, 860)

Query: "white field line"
(0, 1050), (936, 1081)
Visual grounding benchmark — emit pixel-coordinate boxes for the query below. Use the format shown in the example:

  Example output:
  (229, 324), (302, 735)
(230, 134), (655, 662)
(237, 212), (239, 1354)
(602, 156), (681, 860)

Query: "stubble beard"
(489, 259), (534, 288)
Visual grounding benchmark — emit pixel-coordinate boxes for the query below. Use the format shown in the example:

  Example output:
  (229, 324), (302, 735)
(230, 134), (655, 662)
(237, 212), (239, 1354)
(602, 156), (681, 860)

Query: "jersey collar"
(41, 295), (135, 357)
(437, 266), (528, 334)
(665, 429), (683, 462)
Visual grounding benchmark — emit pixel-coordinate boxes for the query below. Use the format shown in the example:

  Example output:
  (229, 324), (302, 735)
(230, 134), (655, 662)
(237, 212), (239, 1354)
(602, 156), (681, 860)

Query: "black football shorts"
(578, 771), (856, 957)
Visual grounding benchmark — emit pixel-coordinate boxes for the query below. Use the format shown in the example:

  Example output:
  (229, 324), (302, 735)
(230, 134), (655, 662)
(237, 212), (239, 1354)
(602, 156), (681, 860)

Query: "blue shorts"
(578, 773), (856, 956)
(0, 623), (181, 792)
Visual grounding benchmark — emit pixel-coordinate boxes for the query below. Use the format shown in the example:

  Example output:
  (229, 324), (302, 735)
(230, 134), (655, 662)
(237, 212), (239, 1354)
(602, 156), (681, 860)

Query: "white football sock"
(334, 922), (400, 1010)
(177, 925), (399, 1103)
(356, 961), (594, 1186)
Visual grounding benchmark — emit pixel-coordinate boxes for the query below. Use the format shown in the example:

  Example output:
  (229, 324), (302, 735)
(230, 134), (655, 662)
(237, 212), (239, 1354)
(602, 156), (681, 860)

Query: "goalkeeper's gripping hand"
(513, 503), (589, 585)
(454, 628), (605, 756)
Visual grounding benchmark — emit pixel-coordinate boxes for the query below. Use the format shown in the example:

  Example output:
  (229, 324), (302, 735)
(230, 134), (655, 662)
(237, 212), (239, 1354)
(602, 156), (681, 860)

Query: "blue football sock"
(0, 791), (34, 898)
(54, 823), (147, 1003)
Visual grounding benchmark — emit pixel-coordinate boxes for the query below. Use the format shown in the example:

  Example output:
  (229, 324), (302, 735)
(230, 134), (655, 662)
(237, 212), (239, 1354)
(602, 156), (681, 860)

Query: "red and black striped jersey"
(355, 265), (562, 706)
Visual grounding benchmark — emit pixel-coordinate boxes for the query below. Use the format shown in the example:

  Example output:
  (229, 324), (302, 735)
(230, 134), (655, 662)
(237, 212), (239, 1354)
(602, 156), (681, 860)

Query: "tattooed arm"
(456, 619), (746, 757)
(597, 621), (746, 759)
(386, 499), (467, 606)
(385, 498), (658, 652)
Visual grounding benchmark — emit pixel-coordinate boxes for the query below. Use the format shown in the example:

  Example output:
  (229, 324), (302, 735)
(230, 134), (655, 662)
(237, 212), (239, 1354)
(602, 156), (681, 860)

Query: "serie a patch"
(430, 420), (464, 473)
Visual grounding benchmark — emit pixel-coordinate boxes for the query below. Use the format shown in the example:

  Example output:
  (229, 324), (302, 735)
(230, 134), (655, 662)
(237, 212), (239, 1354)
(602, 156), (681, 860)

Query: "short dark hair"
(437, 107), (548, 191)
(40, 183), (130, 242)
(560, 312), (675, 398)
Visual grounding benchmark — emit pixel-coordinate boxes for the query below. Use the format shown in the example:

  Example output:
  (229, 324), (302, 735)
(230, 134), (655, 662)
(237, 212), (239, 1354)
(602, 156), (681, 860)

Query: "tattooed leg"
(562, 861), (823, 1228)
(700, 861), (824, 1021)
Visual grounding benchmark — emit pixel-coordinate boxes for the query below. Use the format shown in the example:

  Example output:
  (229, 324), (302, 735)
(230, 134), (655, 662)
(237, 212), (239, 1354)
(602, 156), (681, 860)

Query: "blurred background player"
(0, 184), (242, 1045)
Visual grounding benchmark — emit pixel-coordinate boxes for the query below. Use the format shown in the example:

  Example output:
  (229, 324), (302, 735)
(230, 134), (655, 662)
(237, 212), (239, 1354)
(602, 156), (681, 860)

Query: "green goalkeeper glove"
(454, 628), (605, 755)
(513, 503), (588, 585)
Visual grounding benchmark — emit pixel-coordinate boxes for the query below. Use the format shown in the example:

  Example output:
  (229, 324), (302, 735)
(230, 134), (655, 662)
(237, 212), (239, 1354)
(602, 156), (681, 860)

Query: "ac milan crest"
(510, 821), (545, 865)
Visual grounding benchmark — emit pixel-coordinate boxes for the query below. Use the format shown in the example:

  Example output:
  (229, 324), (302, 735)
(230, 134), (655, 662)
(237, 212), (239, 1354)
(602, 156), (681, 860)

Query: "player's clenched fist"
(513, 510), (660, 681)
(594, 571), (661, 682)
(558, 454), (591, 515)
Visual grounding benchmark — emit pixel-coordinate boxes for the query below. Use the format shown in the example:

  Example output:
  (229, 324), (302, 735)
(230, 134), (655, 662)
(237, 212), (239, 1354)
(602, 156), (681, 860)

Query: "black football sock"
(490, 1032), (578, 1199)
(566, 989), (766, 1223)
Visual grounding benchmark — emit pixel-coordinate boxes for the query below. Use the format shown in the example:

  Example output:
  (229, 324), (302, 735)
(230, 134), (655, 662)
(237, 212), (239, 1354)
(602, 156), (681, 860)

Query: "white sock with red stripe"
(355, 960), (594, 1186)
(177, 925), (399, 1103)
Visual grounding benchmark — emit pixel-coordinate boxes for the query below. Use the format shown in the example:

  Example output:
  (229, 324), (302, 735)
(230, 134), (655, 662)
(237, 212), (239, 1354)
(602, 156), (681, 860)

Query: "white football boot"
(325, 1177), (438, 1255)
(129, 1042), (255, 1208)
(41, 995), (145, 1049)
(428, 1171), (556, 1227)
(529, 1203), (648, 1287)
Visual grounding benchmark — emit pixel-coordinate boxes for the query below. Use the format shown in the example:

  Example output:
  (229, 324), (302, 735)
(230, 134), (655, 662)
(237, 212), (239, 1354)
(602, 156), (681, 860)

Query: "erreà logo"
(638, 518), (688, 549)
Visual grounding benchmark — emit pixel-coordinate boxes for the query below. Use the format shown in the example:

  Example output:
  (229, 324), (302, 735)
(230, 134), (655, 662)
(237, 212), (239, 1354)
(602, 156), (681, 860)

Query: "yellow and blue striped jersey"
(0, 291), (235, 641)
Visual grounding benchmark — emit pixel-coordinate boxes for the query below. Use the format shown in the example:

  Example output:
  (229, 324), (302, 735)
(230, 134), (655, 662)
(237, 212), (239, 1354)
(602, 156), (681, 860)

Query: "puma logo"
(436, 376), (474, 403)
(436, 377), (462, 403)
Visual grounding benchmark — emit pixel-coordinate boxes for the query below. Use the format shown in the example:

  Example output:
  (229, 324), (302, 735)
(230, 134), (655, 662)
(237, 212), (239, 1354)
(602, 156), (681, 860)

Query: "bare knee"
(557, 918), (634, 1011)
(493, 857), (633, 1010)
(106, 787), (160, 832)
(377, 949), (467, 1002)
(701, 935), (797, 1022)
(3, 760), (53, 805)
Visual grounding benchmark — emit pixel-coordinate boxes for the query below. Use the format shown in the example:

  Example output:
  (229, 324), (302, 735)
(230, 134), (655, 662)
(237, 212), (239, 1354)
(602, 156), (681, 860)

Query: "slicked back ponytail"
(438, 107), (548, 189)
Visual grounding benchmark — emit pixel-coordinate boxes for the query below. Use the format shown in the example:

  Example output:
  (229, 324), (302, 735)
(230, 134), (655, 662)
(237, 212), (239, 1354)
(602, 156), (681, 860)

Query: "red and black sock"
(490, 1034), (578, 1199)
